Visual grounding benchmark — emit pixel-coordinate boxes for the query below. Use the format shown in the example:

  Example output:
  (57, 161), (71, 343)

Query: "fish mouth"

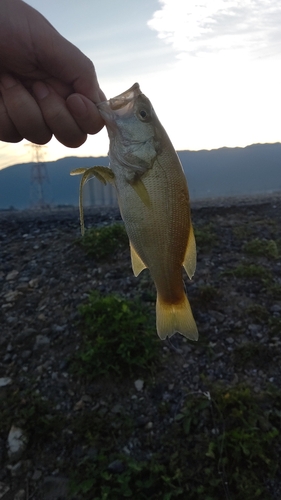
(97, 83), (142, 121)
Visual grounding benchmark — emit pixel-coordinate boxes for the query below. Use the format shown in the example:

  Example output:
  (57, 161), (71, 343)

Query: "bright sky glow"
(0, 0), (280, 170)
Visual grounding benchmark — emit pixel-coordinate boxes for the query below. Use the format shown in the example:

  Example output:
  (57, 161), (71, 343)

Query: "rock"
(0, 377), (12, 388)
(0, 377), (12, 399)
(14, 490), (25, 500)
(0, 482), (10, 499)
(35, 335), (50, 347)
(226, 337), (234, 344)
(6, 461), (23, 477)
(32, 469), (42, 481)
(134, 379), (144, 392)
(271, 304), (281, 313)
(7, 426), (28, 463)
(145, 421), (153, 430)
(108, 459), (125, 474)
(4, 290), (22, 302)
(28, 278), (39, 288)
(41, 476), (70, 500)
(111, 403), (123, 414)
(6, 270), (19, 281)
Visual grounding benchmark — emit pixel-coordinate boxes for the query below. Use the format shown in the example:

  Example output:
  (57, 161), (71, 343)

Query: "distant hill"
(0, 143), (280, 210)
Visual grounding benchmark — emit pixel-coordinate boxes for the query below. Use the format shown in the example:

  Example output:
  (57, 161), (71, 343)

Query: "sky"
(1, 0), (281, 169)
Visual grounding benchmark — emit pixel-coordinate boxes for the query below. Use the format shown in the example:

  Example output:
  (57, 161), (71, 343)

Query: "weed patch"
(69, 386), (281, 500)
(246, 304), (269, 322)
(232, 342), (273, 369)
(194, 223), (217, 251)
(243, 238), (279, 259)
(73, 291), (160, 379)
(79, 223), (128, 259)
(223, 263), (271, 280)
(197, 285), (219, 303)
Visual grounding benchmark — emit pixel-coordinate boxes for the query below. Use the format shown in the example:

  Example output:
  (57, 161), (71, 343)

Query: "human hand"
(0, 0), (106, 147)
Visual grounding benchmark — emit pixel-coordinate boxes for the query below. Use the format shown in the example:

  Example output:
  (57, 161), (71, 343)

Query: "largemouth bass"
(71, 83), (198, 341)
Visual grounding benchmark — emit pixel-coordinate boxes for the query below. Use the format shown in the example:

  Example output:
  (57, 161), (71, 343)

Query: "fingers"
(0, 74), (52, 144)
(33, 81), (88, 147)
(66, 93), (105, 135)
(0, 74), (105, 147)
(0, 94), (22, 142)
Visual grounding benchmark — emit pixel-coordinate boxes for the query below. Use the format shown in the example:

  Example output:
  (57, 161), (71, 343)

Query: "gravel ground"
(0, 195), (281, 499)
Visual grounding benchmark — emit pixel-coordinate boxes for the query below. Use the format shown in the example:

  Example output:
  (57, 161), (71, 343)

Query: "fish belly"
(115, 160), (198, 340)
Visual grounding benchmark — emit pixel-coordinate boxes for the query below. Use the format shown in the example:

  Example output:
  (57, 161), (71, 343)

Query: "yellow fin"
(183, 224), (197, 279)
(156, 294), (198, 341)
(130, 242), (147, 277)
(70, 166), (115, 235)
(130, 178), (151, 208)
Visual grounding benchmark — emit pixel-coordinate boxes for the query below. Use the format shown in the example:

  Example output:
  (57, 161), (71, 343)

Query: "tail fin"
(156, 294), (198, 341)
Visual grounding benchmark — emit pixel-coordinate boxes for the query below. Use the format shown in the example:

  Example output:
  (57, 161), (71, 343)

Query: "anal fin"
(130, 242), (147, 277)
(183, 224), (197, 279)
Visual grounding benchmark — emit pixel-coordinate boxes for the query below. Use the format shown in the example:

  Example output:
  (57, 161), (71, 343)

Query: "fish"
(71, 83), (198, 341)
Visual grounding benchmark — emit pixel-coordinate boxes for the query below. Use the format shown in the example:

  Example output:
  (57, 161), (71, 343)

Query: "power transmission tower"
(27, 144), (49, 208)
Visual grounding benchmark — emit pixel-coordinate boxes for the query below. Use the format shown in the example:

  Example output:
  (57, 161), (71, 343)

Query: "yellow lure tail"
(70, 166), (115, 236)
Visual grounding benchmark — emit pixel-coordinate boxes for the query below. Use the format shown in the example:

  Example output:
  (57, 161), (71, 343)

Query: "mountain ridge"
(0, 143), (280, 209)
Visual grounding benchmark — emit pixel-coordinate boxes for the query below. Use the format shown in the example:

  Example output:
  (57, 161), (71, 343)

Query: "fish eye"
(139, 110), (147, 118)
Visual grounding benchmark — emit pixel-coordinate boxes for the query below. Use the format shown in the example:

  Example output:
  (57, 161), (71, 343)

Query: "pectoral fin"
(70, 166), (115, 235)
(130, 242), (147, 277)
(130, 178), (151, 208)
(183, 224), (197, 279)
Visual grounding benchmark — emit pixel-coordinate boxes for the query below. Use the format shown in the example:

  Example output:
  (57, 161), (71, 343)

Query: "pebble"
(6, 270), (19, 281)
(134, 379), (144, 392)
(41, 476), (69, 500)
(108, 459), (125, 474)
(35, 335), (50, 347)
(0, 377), (12, 388)
(14, 490), (25, 500)
(32, 469), (42, 481)
(7, 427), (28, 463)
(145, 421), (153, 430)
(0, 483), (10, 499)
(226, 337), (234, 344)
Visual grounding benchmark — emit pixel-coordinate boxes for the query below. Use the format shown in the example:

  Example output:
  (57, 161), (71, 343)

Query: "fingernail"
(0, 74), (18, 90)
(67, 94), (87, 118)
(33, 82), (49, 100)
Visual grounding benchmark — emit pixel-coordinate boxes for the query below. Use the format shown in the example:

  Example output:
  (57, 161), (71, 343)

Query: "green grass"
(72, 291), (160, 379)
(69, 385), (281, 500)
(233, 342), (273, 369)
(197, 285), (219, 303)
(245, 304), (269, 322)
(0, 389), (62, 450)
(194, 223), (217, 251)
(79, 223), (128, 259)
(223, 263), (271, 280)
(243, 238), (279, 259)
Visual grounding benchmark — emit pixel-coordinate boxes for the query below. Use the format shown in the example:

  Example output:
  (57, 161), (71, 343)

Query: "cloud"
(148, 0), (281, 59)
